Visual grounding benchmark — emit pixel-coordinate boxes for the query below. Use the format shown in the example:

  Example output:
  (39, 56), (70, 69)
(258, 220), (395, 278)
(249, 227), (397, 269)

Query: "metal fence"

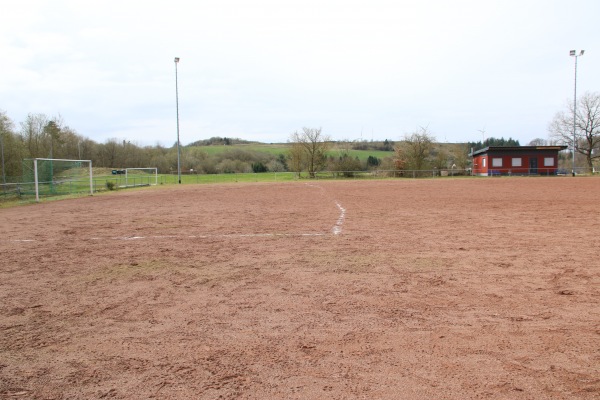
(2, 167), (598, 202)
(158, 169), (472, 183)
(154, 167), (590, 182)
(1, 179), (93, 199)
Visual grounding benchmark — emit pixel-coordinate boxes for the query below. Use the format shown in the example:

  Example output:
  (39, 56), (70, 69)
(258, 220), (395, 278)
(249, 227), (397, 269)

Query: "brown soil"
(1, 178), (599, 399)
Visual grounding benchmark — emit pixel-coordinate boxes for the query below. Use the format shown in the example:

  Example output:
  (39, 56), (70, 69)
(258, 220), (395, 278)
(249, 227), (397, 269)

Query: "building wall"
(472, 155), (488, 176)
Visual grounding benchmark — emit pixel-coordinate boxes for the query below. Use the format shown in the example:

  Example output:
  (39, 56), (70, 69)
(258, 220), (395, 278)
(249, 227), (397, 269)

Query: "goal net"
(22, 158), (93, 202)
(124, 168), (158, 187)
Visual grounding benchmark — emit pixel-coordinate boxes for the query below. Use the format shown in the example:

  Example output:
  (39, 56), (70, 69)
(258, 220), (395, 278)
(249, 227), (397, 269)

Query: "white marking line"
(304, 182), (346, 235)
(3, 232), (328, 243)
(333, 201), (346, 235)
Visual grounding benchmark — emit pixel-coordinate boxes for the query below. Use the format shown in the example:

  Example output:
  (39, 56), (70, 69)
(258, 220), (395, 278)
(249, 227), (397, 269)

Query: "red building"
(470, 146), (568, 176)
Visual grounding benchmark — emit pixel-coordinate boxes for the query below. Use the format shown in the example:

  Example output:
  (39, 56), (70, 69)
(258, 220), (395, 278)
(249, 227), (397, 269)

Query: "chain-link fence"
(3, 167), (598, 203)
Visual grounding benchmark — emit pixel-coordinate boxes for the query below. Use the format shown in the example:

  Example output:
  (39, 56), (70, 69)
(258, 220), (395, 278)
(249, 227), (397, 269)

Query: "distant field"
(191, 143), (394, 162)
(195, 143), (290, 156)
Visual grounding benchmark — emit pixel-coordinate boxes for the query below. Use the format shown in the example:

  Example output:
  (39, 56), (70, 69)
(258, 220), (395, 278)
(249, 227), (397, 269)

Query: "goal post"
(31, 158), (93, 202)
(124, 168), (158, 187)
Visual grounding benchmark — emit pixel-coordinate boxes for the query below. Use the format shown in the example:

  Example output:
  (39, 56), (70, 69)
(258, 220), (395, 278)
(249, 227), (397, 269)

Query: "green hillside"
(186, 143), (394, 162)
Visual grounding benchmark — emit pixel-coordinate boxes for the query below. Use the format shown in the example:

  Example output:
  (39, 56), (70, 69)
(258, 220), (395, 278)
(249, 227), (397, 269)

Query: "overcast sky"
(2, 0), (599, 146)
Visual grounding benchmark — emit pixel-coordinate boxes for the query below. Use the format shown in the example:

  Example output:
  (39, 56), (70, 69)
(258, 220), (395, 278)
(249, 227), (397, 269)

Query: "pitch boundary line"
(303, 182), (346, 235)
(333, 201), (346, 235)
(4, 232), (330, 244)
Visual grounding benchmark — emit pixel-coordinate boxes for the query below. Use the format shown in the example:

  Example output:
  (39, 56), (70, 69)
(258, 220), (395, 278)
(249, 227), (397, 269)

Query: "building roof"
(470, 146), (568, 157)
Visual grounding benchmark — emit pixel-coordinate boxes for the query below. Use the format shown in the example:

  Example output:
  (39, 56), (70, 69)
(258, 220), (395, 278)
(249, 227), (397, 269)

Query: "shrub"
(251, 162), (268, 173)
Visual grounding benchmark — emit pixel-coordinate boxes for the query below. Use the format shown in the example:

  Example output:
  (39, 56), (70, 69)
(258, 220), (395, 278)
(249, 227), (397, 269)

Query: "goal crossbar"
(32, 158), (93, 202)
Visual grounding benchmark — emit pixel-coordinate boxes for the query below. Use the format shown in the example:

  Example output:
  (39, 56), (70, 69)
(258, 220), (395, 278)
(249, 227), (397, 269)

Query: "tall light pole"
(174, 57), (181, 184)
(570, 50), (584, 176)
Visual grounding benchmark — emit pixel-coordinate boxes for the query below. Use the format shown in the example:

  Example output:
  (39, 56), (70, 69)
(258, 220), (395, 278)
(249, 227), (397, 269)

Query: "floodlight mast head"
(174, 57), (180, 63)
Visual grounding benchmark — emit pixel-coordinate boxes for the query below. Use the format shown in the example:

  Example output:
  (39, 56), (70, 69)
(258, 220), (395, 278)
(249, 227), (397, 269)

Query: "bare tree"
(449, 143), (471, 170)
(59, 126), (84, 159)
(20, 113), (49, 158)
(288, 127), (330, 178)
(287, 142), (305, 177)
(431, 146), (449, 170)
(43, 120), (62, 158)
(549, 91), (600, 171)
(97, 139), (120, 168)
(0, 111), (12, 185)
(395, 127), (436, 171)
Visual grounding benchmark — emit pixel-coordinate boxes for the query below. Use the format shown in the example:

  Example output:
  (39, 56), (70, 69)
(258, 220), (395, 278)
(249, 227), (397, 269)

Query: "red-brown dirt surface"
(1, 178), (599, 399)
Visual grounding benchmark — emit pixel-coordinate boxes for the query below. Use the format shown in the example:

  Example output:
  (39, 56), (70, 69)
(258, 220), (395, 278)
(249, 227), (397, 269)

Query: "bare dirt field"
(1, 177), (599, 399)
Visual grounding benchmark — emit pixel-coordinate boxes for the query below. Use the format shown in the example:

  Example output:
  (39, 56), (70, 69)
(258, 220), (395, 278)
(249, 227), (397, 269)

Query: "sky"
(2, 0), (599, 147)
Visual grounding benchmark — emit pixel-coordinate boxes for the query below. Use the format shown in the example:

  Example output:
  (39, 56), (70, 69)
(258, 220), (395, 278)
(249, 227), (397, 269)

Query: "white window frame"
(492, 158), (503, 167)
(544, 157), (554, 167)
(482, 158), (486, 167)
(512, 158), (522, 167)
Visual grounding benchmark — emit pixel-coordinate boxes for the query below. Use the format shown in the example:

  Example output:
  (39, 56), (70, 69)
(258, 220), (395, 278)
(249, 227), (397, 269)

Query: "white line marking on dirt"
(333, 201), (346, 235)
(304, 182), (347, 235)
(223, 233), (327, 238)
(4, 232), (328, 243)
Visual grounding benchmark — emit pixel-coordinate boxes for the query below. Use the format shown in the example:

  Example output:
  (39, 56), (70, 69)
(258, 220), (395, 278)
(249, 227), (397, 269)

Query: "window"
(544, 157), (554, 166)
(492, 158), (503, 167)
(512, 158), (522, 167)
(482, 158), (486, 167)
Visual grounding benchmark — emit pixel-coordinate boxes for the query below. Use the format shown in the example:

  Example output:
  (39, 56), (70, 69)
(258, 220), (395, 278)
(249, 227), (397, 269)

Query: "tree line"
(468, 137), (521, 152)
(0, 112), (293, 181)
(0, 112), (398, 183)
(0, 112), (182, 182)
(5, 92), (598, 183)
(287, 127), (472, 178)
(0, 110), (474, 184)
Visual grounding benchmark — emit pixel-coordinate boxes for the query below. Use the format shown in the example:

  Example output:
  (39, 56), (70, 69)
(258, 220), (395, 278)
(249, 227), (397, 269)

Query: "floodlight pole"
(174, 57), (181, 184)
(570, 50), (584, 177)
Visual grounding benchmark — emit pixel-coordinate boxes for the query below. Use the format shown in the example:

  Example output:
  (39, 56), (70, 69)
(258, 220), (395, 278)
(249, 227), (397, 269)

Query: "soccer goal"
(24, 158), (93, 202)
(124, 168), (158, 187)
